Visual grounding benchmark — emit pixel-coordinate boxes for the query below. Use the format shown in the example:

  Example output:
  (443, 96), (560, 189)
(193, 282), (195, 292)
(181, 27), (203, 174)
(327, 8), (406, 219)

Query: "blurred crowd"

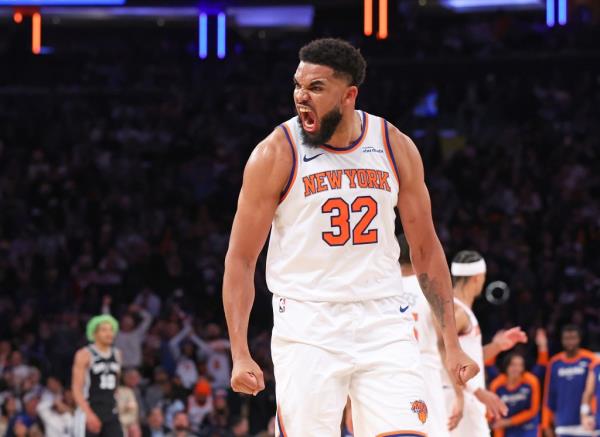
(0, 6), (599, 437)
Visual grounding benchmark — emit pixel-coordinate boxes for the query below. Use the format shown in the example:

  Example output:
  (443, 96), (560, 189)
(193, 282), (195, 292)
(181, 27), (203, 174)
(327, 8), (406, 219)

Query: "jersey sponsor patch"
(411, 400), (428, 424)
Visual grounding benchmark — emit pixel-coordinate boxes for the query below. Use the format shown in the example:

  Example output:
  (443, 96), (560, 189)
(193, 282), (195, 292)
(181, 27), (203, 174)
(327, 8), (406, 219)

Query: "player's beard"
(298, 105), (343, 148)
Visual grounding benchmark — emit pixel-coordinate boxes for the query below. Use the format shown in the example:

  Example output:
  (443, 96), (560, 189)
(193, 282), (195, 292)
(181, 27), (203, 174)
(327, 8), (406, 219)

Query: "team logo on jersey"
(410, 400), (428, 424)
(362, 145), (384, 153)
(278, 298), (286, 313)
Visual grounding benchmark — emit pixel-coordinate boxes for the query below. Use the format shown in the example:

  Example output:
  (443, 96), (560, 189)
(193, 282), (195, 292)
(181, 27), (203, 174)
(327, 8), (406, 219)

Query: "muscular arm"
(388, 125), (474, 383)
(71, 349), (94, 417)
(223, 128), (291, 363)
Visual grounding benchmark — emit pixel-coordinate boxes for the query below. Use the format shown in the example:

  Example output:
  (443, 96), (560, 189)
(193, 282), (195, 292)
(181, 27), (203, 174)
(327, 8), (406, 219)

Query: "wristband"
(581, 404), (591, 416)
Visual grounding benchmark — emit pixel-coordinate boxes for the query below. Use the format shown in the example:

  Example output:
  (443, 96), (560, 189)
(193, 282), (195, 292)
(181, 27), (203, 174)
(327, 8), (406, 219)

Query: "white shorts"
(444, 387), (489, 437)
(422, 366), (449, 437)
(271, 294), (428, 437)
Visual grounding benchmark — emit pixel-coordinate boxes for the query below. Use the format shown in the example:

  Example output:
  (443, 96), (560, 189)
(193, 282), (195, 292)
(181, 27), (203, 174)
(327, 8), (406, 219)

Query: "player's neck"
(454, 287), (475, 308)
(93, 343), (111, 354)
(325, 110), (361, 149)
(564, 348), (579, 358)
(507, 375), (521, 387)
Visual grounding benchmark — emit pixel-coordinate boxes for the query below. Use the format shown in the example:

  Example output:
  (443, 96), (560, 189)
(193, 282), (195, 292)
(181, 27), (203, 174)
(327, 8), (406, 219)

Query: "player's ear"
(343, 85), (358, 105)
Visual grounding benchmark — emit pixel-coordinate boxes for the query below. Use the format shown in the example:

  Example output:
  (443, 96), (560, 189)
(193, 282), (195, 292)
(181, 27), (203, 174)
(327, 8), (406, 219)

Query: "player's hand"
(447, 394), (464, 430)
(446, 346), (480, 386)
(474, 388), (508, 420)
(492, 327), (527, 352)
(492, 418), (511, 429)
(582, 415), (596, 431)
(231, 356), (265, 396)
(86, 412), (102, 433)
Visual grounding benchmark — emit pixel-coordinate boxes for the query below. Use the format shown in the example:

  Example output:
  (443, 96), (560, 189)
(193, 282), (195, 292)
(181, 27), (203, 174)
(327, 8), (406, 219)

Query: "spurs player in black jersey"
(72, 315), (123, 437)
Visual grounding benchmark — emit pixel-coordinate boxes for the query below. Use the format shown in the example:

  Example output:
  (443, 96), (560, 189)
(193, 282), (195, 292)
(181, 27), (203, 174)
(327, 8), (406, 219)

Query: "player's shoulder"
(522, 371), (540, 386)
(548, 351), (565, 366)
(248, 124), (294, 169)
(74, 346), (92, 363)
(578, 348), (596, 360)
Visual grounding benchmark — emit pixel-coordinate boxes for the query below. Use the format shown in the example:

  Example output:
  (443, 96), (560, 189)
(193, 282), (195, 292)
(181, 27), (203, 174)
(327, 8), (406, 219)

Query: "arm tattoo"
(418, 273), (449, 329)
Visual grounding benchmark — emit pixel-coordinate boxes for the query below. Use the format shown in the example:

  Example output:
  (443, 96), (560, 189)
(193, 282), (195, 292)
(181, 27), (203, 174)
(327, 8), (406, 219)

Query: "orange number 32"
(321, 196), (378, 246)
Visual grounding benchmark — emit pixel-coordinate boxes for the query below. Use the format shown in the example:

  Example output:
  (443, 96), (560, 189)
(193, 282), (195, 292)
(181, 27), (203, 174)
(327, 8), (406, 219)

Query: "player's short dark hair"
(451, 250), (484, 286)
(561, 324), (581, 336)
(299, 38), (366, 87)
(397, 233), (411, 266)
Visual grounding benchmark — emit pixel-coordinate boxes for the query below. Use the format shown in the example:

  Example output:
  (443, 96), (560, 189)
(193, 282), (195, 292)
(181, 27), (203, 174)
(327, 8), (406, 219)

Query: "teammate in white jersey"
(223, 38), (479, 437)
(444, 251), (527, 437)
(398, 234), (462, 437)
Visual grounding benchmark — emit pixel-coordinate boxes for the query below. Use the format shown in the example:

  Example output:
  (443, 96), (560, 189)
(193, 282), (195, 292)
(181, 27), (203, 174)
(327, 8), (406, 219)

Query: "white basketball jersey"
(266, 110), (403, 302)
(453, 298), (486, 396)
(405, 275), (443, 371)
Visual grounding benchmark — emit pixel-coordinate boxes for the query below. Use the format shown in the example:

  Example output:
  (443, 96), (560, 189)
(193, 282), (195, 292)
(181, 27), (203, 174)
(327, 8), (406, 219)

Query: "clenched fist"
(446, 346), (480, 386)
(231, 356), (265, 396)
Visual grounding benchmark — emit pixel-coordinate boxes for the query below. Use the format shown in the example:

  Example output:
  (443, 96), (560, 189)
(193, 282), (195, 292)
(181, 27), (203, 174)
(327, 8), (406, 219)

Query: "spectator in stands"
(36, 389), (76, 437)
(167, 411), (196, 437)
(117, 379), (141, 437)
(142, 407), (169, 437)
(103, 297), (154, 369)
(187, 379), (213, 433)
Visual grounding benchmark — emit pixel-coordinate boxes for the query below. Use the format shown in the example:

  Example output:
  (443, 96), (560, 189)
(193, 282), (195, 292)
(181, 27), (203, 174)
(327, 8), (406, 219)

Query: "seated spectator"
(36, 389), (76, 437)
(0, 394), (19, 436)
(167, 411), (197, 437)
(142, 407), (169, 437)
(6, 392), (39, 437)
(187, 379), (213, 433)
(117, 382), (141, 437)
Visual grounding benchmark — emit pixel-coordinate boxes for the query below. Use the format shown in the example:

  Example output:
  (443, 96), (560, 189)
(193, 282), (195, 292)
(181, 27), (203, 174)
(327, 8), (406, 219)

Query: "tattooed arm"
(386, 122), (479, 385)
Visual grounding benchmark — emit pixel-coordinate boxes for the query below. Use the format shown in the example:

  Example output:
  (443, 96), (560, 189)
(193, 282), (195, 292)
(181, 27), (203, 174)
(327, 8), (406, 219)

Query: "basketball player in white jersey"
(444, 250), (527, 437)
(398, 234), (463, 437)
(223, 38), (479, 437)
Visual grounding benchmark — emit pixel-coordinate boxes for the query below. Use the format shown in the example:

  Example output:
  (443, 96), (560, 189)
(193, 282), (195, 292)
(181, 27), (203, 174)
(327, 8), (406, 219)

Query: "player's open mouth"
(298, 106), (318, 133)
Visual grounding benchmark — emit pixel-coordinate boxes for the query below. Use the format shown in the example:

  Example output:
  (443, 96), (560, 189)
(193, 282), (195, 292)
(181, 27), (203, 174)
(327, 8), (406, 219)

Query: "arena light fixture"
(363, 0), (372, 36)
(32, 12), (41, 54)
(198, 13), (207, 59)
(13, 11), (23, 22)
(441, 0), (543, 12)
(376, 0), (388, 39)
(546, 0), (555, 26)
(226, 6), (313, 28)
(0, 0), (125, 4)
(217, 12), (226, 59)
(558, 0), (567, 25)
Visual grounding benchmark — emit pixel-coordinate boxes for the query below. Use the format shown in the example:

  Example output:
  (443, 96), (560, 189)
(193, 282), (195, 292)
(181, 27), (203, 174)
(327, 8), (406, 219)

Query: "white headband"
(451, 259), (486, 276)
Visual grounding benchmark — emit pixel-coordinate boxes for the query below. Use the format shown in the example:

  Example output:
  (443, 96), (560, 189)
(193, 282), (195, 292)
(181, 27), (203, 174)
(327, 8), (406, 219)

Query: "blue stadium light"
(558, 0), (567, 25)
(546, 0), (555, 26)
(0, 0), (125, 4)
(198, 13), (207, 59)
(217, 12), (226, 59)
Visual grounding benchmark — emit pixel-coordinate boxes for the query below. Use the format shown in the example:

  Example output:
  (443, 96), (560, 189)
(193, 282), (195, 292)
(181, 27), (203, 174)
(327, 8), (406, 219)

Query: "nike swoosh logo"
(303, 153), (324, 162)
(399, 306), (409, 313)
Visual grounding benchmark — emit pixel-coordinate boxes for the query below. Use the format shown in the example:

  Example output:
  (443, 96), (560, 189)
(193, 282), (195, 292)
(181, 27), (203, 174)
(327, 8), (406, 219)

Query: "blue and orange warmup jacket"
(542, 349), (596, 431)
(490, 371), (541, 437)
